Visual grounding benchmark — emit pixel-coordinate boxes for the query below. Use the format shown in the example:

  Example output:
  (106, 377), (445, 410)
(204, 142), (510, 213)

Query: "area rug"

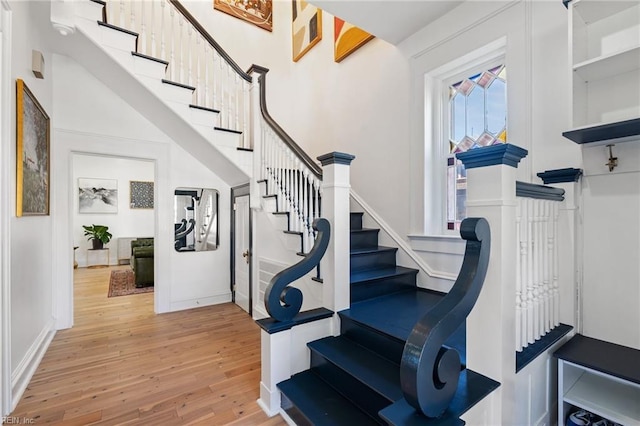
(108, 269), (154, 297)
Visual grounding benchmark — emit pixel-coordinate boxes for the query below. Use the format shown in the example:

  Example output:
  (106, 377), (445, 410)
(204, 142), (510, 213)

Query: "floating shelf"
(562, 117), (640, 144)
(573, 46), (640, 82)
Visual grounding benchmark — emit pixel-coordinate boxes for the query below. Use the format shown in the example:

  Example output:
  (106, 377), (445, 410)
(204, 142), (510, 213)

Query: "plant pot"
(92, 239), (104, 250)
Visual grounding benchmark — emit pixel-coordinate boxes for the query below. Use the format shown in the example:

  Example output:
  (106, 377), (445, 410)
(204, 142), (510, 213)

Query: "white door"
(234, 195), (250, 313)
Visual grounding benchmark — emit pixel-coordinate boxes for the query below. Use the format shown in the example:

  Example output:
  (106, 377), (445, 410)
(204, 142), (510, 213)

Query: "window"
(445, 65), (507, 230)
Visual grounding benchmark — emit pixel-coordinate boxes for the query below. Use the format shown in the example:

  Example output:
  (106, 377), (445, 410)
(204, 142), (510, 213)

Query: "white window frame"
(422, 38), (506, 236)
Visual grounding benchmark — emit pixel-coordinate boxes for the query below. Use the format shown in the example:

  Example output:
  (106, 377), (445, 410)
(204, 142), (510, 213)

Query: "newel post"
(456, 143), (528, 424)
(318, 152), (355, 318)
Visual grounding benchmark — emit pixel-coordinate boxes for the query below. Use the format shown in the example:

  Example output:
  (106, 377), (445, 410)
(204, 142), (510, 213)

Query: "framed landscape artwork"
(214, 0), (273, 31)
(78, 178), (118, 213)
(292, 0), (322, 62)
(16, 79), (50, 217)
(334, 17), (374, 63)
(130, 180), (154, 209)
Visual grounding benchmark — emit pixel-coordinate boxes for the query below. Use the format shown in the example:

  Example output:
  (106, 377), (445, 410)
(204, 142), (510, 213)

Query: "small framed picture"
(130, 181), (154, 209)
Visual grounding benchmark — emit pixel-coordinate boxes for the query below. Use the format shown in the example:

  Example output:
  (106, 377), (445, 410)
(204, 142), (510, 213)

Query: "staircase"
(275, 213), (497, 425)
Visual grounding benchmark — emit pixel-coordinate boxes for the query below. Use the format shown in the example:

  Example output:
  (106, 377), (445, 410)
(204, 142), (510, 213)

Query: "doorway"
(231, 184), (251, 314)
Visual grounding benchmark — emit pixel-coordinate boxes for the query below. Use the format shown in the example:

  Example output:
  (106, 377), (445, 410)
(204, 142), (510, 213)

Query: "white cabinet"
(564, 0), (640, 144)
(555, 334), (640, 425)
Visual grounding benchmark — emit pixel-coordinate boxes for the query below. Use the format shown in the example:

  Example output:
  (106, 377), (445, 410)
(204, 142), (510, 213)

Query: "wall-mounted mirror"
(174, 187), (219, 252)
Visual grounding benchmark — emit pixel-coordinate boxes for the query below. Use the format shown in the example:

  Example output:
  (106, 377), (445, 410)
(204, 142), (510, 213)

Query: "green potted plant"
(83, 224), (112, 250)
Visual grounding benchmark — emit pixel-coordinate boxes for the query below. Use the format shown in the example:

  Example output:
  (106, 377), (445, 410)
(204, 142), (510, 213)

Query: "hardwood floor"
(11, 266), (287, 425)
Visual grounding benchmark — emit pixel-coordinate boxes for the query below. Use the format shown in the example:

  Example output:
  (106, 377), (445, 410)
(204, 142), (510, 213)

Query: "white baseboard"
(169, 293), (232, 312)
(11, 319), (56, 411)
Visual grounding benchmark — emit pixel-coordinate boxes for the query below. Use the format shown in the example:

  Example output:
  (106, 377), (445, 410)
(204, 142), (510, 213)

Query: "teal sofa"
(131, 238), (154, 287)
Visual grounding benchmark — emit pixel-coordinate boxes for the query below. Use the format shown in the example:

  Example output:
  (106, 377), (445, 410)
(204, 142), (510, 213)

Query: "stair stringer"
(65, 11), (251, 186)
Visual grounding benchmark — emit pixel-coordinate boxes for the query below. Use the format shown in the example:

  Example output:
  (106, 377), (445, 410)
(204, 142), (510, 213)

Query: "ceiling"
(310, 0), (464, 45)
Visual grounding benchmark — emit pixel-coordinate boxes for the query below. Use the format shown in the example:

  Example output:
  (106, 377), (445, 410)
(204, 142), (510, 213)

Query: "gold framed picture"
(214, 0), (273, 32)
(292, 1), (322, 62)
(334, 17), (374, 63)
(16, 79), (50, 217)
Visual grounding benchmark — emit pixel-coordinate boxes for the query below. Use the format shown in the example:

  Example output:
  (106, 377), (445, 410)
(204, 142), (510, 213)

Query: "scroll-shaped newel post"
(264, 218), (331, 322)
(400, 217), (491, 417)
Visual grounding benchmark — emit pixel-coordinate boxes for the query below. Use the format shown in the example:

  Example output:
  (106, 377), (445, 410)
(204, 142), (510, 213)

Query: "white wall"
(581, 141), (640, 350)
(72, 154), (154, 267)
(8, 0), (56, 410)
(181, 0), (413, 250)
(52, 54), (233, 319)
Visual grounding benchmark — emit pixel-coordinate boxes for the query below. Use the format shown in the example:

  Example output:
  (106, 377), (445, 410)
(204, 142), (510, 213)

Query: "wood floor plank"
(10, 266), (286, 425)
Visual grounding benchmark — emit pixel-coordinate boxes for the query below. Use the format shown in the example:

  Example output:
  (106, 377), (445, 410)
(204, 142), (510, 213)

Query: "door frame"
(230, 183), (252, 315)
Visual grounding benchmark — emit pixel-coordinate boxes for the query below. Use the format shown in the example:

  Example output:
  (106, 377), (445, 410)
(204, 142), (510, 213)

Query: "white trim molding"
(10, 319), (55, 412)
(0, 0), (12, 416)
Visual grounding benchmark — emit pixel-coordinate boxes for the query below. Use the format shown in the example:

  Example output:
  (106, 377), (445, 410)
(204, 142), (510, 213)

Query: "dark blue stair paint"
(350, 266), (418, 303)
(351, 212), (364, 230)
(278, 370), (380, 426)
(275, 211), (478, 425)
(350, 246), (399, 273)
(351, 228), (380, 249)
(379, 369), (500, 426)
(340, 289), (466, 367)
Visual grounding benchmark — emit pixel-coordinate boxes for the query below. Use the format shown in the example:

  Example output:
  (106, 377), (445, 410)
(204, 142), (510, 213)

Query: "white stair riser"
(158, 82), (195, 105)
(214, 128), (242, 148)
(217, 145), (252, 176)
(262, 197), (277, 212)
(74, 1), (104, 22)
(132, 56), (167, 80)
(190, 107), (220, 127)
(98, 26), (137, 52)
(271, 214), (289, 231)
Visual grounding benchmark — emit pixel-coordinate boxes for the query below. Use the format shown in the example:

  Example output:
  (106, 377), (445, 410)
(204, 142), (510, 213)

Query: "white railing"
(260, 125), (322, 253)
(515, 196), (561, 352)
(105, 0), (251, 148)
(102, 1), (323, 254)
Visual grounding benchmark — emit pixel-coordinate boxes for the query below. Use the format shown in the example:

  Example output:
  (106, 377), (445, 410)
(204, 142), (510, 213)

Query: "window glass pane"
(486, 78), (506, 135)
(446, 64), (507, 231)
(466, 86), (484, 140)
(451, 93), (466, 144)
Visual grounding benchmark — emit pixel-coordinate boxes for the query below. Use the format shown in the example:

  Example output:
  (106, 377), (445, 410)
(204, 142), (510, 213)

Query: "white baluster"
(150, 0), (156, 57)
(160, 0), (166, 60)
(187, 24), (193, 87)
(544, 201), (552, 333)
(139, 0), (146, 54)
(520, 198), (529, 349)
(516, 198), (523, 351)
(235, 75), (240, 132)
(120, 0), (125, 28)
(204, 44), (210, 108)
(178, 15), (184, 83)
(243, 80), (250, 148)
(169, 6), (175, 80)
(526, 198), (535, 344)
(552, 201), (560, 327)
(130, 0), (136, 33)
(195, 34), (201, 105)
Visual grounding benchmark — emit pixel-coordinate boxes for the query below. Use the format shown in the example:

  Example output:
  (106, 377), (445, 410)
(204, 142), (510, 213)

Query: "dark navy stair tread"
(350, 246), (397, 255)
(351, 228), (380, 234)
(342, 288), (466, 364)
(309, 336), (403, 402)
(278, 370), (379, 426)
(379, 369), (500, 426)
(350, 266), (418, 284)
